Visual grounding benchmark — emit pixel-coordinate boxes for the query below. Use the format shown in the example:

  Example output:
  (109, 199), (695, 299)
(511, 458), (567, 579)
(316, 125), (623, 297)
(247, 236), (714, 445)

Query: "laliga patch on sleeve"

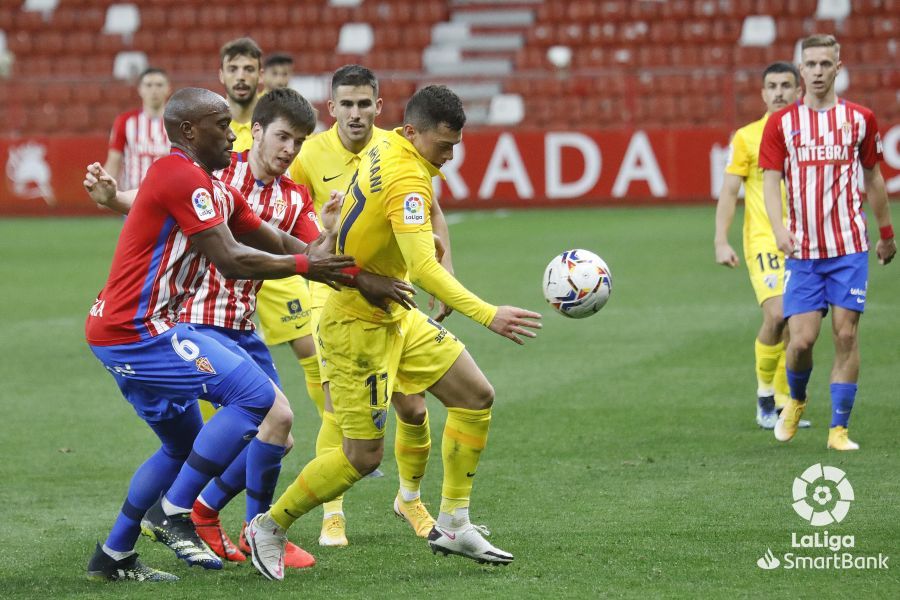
(191, 188), (216, 221)
(403, 194), (425, 225)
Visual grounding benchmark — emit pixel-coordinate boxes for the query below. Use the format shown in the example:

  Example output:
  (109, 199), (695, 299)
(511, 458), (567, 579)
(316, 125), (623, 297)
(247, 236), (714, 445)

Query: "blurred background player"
(714, 61), (811, 430)
(103, 67), (171, 190)
(760, 34), (896, 451)
(246, 86), (542, 580)
(289, 64), (453, 547)
(261, 53), (294, 94)
(219, 37), (262, 153)
(83, 87), (356, 582)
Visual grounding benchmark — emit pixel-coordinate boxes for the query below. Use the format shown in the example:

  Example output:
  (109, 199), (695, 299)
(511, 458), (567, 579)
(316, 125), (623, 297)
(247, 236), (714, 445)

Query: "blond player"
(714, 62), (813, 430)
(246, 85), (542, 580)
(289, 65), (452, 546)
(761, 34), (895, 450)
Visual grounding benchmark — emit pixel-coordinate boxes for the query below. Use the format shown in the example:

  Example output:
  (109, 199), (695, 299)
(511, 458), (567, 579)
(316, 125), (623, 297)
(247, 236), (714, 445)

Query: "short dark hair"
(220, 37), (262, 66)
(252, 88), (316, 135)
(331, 64), (379, 96)
(403, 85), (466, 132)
(264, 53), (294, 69)
(762, 61), (800, 86)
(138, 67), (168, 84)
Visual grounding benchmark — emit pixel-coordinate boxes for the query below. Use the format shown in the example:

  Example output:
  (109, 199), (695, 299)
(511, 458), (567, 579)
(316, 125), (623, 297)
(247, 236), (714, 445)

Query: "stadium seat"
(23, 0), (59, 16)
(112, 51), (148, 81)
(487, 94), (524, 126)
(103, 4), (140, 40)
(739, 15), (776, 46)
(546, 45), (572, 69)
(815, 0), (851, 21)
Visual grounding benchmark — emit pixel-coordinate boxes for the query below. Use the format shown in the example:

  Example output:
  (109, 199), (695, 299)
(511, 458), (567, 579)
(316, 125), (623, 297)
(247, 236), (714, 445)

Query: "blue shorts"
(190, 325), (280, 388)
(89, 323), (274, 422)
(783, 253), (868, 318)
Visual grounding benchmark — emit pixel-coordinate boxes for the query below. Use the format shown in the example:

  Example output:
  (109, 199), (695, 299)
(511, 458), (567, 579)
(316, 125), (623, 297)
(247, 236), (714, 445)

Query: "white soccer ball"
(542, 249), (612, 318)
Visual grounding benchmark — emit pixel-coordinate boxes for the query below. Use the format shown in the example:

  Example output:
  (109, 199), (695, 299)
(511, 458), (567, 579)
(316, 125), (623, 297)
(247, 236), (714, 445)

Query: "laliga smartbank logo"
(756, 464), (889, 571)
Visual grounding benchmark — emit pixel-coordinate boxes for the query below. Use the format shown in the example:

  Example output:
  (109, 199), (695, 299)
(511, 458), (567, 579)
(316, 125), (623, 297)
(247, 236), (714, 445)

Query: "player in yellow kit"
(246, 86), (542, 579)
(289, 65), (452, 547)
(714, 62), (809, 430)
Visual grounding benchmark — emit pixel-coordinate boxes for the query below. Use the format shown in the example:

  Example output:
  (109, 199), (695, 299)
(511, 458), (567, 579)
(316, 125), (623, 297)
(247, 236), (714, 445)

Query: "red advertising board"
(2, 126), (898, 215)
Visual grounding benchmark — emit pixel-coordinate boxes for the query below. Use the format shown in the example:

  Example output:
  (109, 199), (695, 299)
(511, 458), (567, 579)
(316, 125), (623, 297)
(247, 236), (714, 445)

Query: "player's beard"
(228, 88), (255, 108)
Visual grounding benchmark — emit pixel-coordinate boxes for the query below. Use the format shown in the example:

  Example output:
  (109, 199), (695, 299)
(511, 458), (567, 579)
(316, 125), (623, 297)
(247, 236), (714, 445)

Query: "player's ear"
(402, 123), (416, 141)
(251, 122), (263, 141)
(374, 97), (383, 117)
(179, 121), (194, 140)
(327, 100), (336, 118)
(218, 68), (225, 86)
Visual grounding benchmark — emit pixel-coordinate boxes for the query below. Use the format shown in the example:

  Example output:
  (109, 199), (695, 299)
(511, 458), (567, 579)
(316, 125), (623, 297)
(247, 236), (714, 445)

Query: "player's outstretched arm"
(714, 173), (742, 268)
(193, 223), (355, 282)
(83, 162), (136, 214)
(488, 305), (542, 345)
(763, 169), (797, 255)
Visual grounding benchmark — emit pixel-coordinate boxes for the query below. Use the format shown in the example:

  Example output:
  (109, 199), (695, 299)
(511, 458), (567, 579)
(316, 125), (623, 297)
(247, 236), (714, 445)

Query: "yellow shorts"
(256, 276), (313, 345)
(319, 307), (465, 440)
(745, 242), (785, 305)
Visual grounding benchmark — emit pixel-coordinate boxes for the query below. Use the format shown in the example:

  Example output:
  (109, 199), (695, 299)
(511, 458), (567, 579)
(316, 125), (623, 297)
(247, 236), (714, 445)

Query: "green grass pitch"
(0, 206), (897, 598)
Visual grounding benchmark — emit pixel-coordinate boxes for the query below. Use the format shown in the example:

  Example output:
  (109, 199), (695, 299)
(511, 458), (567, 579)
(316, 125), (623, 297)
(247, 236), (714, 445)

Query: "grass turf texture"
(0, 206), (897, 599)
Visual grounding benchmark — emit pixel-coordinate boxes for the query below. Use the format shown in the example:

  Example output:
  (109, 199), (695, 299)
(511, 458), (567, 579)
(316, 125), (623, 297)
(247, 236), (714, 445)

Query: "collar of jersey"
(325, 124), (369, 167)
(390, 128), (444, 179)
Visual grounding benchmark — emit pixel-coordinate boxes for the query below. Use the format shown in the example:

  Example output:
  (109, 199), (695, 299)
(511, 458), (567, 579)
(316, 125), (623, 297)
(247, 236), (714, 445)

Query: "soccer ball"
(542, 249), (612, 318)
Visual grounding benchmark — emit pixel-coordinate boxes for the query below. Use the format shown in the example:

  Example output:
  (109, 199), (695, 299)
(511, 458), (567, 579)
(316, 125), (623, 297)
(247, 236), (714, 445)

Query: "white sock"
(102, 544), (135, 561)
(161, 496), (191, 516)
(399, 487), (420, 502)
(437, 506), (469, 529)
(323, 511), (345, 519)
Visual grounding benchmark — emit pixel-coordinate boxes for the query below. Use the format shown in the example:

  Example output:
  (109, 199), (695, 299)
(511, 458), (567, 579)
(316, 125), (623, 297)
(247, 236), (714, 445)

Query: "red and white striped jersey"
(759, 99), (883, 259)
(108, 109), (170, 190)
(178, 151), (321, 330)
(86, 152), (262, 346)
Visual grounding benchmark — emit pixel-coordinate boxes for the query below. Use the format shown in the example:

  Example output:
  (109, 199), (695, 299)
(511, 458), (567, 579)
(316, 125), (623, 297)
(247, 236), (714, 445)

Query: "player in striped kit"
(103, 68), (171, 190)
(83, 87), (359, 582)
(85, 88), (416, 572)
(760, 34), (896, 450)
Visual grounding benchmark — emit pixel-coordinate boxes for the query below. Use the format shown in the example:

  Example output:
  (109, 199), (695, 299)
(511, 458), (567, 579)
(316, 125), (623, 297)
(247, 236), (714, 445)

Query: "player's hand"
(319, 191), (345, 235)
(714, 243), (739, 268)
(876, 237), (896, 265)
(356, 271), (417, 312)
(487, 306), (542, 345)
(83, 162), (117, 208)
(433, 233), (446, 263)
(773, 226), (798, 257)
(305, 254), (358, 288)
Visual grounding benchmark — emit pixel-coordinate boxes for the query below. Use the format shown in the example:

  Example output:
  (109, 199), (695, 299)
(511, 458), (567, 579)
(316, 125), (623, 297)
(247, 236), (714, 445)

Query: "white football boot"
(427, 522), (513, 565)
(246, 513), (287, 581)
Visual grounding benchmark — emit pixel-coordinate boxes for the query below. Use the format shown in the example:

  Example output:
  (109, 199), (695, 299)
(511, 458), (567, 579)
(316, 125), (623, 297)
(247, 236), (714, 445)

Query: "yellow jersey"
(289, 124), (390, 214)
(725, 113), (786, 250)
(328, 128), (496, 326)
(230, 119), (253, 153)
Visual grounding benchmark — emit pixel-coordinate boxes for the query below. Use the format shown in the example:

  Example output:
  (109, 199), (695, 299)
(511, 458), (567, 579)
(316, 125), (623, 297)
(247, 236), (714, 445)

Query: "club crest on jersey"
(195, 356), (216, 374)
(372, 409), (388, 430)
(192, 188), (216, 221)
(403, 194), (425, 225)
(274, 196), (287, 218)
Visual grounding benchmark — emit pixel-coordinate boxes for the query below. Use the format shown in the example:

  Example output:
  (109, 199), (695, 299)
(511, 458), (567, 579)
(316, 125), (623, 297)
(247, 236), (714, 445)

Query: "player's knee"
(345, 443), (383, 476)
(392, 393), (427, 425)
(471, 381), (495, 409)
(789, 333), (816, 355)
(259, 390), (294, 437)
(833, 327), (858, 352)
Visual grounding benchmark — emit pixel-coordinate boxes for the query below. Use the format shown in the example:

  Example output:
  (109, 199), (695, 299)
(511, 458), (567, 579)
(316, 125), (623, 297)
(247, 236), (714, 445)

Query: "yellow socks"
(440, 407), (491, 515)
(774, 350), (790, 408)
(395, 411), (431, 497)
(316, 410), (345, 516)
(271, 447), (361, 530)
(754, 339), (783, 396)
(299, 355), (325, 417)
